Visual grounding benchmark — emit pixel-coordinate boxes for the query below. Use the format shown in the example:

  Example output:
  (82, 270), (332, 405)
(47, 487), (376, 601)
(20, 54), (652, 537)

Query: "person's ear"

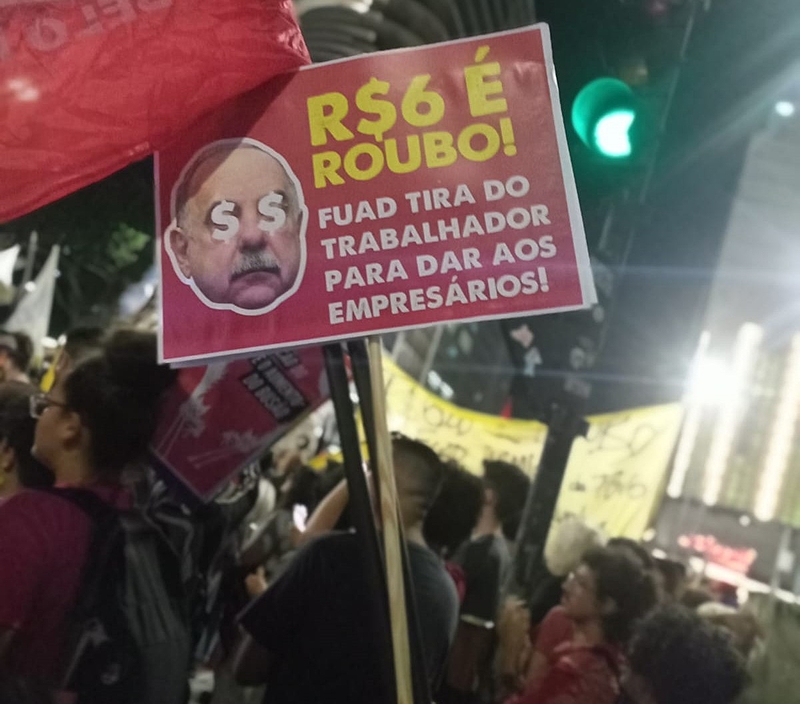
(60, 410), (84, 448)
(167, 219), (193, 279)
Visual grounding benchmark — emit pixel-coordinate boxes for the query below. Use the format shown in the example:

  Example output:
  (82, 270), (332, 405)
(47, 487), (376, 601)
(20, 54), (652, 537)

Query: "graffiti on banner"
(381, 357), (681, 540)
(554, 404), (682, 540)
(150, 347), (326, 501)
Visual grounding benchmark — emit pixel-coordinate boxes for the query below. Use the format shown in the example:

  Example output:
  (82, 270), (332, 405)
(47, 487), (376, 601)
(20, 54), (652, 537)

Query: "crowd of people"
(0, 326), (754, 704)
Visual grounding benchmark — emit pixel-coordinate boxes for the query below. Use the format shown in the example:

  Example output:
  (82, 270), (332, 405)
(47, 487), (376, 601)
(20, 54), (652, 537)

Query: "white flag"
(0, 244), (19, 288)
(6, 245), (60, 359)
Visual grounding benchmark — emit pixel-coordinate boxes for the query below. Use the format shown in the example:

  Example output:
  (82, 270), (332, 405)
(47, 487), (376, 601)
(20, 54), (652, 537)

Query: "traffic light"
(571, 77), (637, 159)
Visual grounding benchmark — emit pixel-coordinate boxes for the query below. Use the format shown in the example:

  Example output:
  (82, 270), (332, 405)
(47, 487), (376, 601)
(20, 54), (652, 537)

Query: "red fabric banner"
(0, 0), (309, 221)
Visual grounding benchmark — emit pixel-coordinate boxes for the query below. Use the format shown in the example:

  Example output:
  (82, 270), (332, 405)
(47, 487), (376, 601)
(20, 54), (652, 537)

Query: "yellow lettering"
(307, 92), (354, 147)
(402, 75), (446, 128)
(343, 143), (385, 181)
(464, 47), (508, 117)
(458, 123), (500, 162)
(312, 151), (345, 188)
(423, 131), (458, 168)
(385, 136), (422, 174)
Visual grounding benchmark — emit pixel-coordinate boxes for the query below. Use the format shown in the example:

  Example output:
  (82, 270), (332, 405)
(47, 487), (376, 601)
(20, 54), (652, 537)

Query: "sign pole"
(349, 338), (431, 704)
(366, 336), (416, 704)
(322, 342), (398, 703)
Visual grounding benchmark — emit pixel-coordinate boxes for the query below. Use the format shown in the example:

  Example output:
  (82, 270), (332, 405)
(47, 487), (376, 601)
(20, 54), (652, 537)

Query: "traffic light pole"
(509, 397), (589, 600)
(504, 1), (708, 602)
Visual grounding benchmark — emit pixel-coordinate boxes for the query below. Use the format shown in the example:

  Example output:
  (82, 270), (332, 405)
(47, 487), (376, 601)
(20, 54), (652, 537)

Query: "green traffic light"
(594, 108), (635, 158)
(572, 78), (637, 159)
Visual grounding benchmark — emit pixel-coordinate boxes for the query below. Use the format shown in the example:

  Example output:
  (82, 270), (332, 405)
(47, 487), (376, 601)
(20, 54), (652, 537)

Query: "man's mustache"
(230, 250), (281, 281)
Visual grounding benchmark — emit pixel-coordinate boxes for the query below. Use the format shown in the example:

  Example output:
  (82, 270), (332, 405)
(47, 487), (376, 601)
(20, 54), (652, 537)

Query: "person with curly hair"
(622, 606), (747, 704)
(508, 546), (658, 704)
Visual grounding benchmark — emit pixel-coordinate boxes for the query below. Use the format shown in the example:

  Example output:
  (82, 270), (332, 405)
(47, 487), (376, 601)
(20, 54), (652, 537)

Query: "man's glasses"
(29, 394), (69, 419)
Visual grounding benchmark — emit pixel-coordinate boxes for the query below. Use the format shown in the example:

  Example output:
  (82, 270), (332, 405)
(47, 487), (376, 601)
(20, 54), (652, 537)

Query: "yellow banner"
(382, 357), (681, 540)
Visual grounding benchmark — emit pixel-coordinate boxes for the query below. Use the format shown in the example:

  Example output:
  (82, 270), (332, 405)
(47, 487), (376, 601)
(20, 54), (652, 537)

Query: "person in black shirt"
(442, 460), (530, 704)
(234, 436), (459, 704)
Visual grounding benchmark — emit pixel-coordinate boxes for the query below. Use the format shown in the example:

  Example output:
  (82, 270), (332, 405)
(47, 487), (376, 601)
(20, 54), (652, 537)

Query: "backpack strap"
(43, 487), (123, 619)
(44, 487), (117, 525)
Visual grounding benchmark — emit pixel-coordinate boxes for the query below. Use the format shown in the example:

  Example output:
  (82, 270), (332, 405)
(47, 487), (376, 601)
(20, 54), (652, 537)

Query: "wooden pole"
(349, 339), (431, 704)
(367, 336), (415, 704)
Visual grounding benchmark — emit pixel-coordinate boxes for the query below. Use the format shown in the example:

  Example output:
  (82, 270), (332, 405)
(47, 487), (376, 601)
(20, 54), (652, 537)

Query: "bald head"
(174, 142), (301, 227)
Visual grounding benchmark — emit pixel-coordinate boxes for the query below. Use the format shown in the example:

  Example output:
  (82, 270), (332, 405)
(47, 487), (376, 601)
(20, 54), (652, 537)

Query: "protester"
(495, 518), (606, 699)
(681, 586), (715, 610)
(653, 558), (688, 604)
(233, 435), (459, 703)
(509, 546), (658, 704)
(0, 330), (176, 686)
(534, 517), (607, 623)
(424, 460), (484, 559)
(622, 606), (747, 704)
(0, 331), (33, 384)
(239, 454), (345, 582)
(697, 602), (763, 660)
(607, 537), (655, 570)
(0, 382), (52, 500)
(424, 460), (485, 603)
(441, 459), (530, 704)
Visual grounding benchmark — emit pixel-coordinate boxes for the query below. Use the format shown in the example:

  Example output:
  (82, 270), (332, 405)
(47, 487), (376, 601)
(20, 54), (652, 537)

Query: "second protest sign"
(157, 25), (595, 365)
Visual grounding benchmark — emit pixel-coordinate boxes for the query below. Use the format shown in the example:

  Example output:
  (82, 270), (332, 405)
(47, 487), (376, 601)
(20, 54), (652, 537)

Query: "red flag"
(0, 0), (309, 221)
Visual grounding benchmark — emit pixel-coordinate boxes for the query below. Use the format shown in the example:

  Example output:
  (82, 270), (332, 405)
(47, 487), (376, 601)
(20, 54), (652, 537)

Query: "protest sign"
(0, 0), (308, 221)
(156, 25), (596, 365)
(150, 346), (326, 501)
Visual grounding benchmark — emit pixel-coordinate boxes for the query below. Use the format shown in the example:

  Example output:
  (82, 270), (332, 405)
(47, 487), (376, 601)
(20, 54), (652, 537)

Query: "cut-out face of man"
(167, 142), (306, 312)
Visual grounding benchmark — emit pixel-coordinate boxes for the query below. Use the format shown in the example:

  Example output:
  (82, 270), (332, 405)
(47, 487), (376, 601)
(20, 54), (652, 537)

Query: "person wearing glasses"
(508, 547), (658, 704)
(0, 382), (53, 502)
(0, 331), (175, 687)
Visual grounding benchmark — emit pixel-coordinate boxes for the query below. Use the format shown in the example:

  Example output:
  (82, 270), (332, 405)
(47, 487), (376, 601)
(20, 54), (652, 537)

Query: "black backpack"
(51, 488), (192, 704)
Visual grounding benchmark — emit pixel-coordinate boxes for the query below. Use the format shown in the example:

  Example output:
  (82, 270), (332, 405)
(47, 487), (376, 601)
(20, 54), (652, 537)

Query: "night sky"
(534, 0), (800, 413)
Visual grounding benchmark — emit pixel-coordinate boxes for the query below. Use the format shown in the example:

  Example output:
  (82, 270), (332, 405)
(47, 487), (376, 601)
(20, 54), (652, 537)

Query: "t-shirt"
(510, 641), (623, 704)
(239, 531), (459, 704)
(0, 485), (129, 683)
(454, 534), (511, 625)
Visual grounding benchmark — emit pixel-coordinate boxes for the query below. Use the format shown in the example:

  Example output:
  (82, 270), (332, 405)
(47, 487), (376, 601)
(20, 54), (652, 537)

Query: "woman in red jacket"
(509, 547), (657, 704)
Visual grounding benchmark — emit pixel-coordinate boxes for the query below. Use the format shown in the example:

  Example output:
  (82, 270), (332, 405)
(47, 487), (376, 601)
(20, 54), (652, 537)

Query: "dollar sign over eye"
(211, 201), (239, 241)
(356, 78), (397, 142)
(258, 192), (288, 232)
